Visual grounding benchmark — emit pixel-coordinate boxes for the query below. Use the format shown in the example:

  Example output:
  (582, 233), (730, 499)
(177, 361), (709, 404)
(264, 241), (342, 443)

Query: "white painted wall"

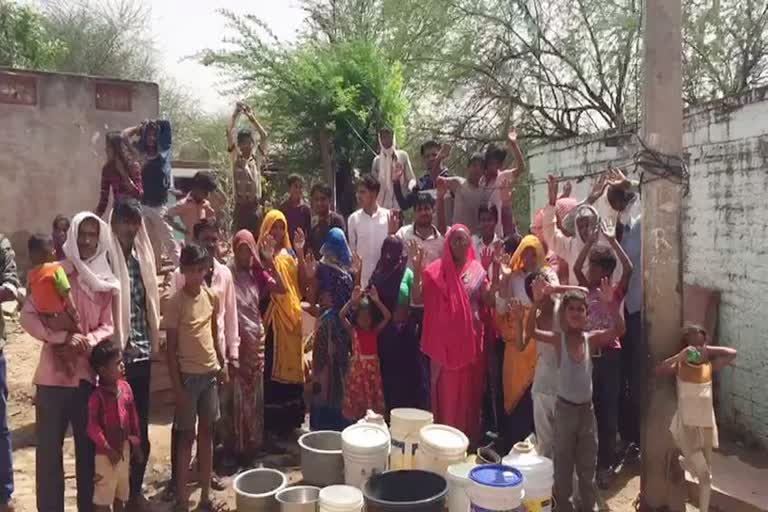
(527, 86), (768, 447)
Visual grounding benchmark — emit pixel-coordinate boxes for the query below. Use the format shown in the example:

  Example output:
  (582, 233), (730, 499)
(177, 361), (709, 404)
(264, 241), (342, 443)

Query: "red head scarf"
(421, 225), (485, 369)
(233, 229), (261, 276)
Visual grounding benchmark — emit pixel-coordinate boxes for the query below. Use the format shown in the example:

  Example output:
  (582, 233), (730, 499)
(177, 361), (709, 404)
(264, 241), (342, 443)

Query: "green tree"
(200, 10), (408, 185)
(0, 1), (65, 69)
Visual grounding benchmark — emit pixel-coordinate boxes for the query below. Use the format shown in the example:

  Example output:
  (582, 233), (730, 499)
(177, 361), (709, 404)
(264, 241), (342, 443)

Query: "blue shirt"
(622, 216), (642, 315)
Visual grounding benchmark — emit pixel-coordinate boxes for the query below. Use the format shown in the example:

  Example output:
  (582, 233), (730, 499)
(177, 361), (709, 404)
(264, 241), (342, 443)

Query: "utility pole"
(640, 0), (687, 510)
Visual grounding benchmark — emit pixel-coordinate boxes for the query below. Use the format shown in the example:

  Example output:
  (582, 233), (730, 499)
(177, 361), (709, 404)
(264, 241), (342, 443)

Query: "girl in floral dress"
(340, 285), (391, 420)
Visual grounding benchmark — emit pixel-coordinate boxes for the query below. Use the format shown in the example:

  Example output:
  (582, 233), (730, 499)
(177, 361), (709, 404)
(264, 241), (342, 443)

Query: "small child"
(27, 234), (81, 376)
(87, 339), (142, 512)
(52, 214), (70, 261)
(573, 223), (633, 488)
(165, 172), (217, 244)
(341, 285), (391, 420)
(526, 284), (624, 512)
(657, 325), (737, 512)
(165, 244), (227, 512)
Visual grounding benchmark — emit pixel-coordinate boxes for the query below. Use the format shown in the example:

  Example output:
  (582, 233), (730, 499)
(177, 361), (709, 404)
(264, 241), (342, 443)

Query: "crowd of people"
(0, 102), (738, 512)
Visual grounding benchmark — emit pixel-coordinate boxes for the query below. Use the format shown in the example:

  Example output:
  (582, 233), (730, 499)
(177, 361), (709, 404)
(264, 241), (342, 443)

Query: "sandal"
(198, 497), (228, 512)
(210, 473), (227, 491)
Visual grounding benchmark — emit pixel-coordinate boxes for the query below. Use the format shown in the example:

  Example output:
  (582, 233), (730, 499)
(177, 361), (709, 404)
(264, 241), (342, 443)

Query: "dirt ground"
(3, 317), (695, 512)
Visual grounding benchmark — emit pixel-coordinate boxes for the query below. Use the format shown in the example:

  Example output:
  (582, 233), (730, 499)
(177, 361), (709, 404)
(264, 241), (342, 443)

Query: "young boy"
(280, 174), (312, 245)
(87, 339), (142, 512)
(573, 224), (633, 488)
(526, 282), (625, 512)
(26, 234), (81, 376)
(52, 214), (70, 261)
(165, 244), (228, 511)
(473, 205), (501, 262)
(165, 172), (217, 244)
(308, 183), (346, 259)
(436, 153), (488, 233)
(348, 174), (390, 287)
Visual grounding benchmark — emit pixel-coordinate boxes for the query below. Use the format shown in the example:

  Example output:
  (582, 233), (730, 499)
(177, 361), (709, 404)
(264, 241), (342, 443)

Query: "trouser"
(533, 391), (557, 460)
(592, 349), (621, 470)
(233, 199), (262, 236)
(36, 381), (95, 512)
(0, 352), (13, 505)
(142, 204), (179, 267)
(125, 360), (151, 498)
(554, 398), (598, 512)
(619, 311), (642, 446)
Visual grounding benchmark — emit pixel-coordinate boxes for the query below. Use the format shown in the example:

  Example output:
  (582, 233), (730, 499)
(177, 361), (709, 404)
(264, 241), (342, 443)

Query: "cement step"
(685, 440), (768, 512)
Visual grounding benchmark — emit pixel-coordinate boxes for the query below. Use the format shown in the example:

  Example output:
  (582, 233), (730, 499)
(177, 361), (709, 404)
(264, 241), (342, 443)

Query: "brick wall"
(527, 86), (768, 447)
(0, 68), (158, 269)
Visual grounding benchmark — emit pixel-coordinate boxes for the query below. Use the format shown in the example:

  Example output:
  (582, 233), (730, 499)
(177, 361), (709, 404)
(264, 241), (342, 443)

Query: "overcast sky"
(149, 0), (305, 113)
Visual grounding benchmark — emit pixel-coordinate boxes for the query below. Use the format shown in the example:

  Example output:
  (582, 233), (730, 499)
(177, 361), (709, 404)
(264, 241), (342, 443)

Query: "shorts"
(174, 372), (220, 432)
(93, 441), (130, 506)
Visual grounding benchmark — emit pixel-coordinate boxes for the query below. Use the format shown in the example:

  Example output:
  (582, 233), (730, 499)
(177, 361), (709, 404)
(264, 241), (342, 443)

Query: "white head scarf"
(63, 212), (120, 298)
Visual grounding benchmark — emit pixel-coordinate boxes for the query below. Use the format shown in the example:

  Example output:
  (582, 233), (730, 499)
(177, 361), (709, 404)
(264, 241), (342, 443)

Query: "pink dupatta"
(421, 225), (485, 370)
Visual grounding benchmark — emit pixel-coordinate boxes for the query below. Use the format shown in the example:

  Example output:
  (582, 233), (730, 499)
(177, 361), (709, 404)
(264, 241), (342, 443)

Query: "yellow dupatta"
(497, 304), (537, 413)
(258, 210), (305, 384)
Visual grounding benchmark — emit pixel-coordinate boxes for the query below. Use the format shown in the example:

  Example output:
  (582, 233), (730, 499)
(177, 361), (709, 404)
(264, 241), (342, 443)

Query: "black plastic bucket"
(363, 470), (448, 512)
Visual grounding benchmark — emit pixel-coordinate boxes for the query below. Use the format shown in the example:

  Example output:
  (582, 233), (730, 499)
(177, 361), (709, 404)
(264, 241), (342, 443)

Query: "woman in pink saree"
(414, 224), (494, 443)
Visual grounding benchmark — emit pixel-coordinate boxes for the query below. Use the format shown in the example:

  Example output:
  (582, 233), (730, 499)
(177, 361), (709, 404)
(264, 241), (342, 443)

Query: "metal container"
(234, 468), (288, 512)
(298, 430), (344, 486)
(276, 485), (321, 512)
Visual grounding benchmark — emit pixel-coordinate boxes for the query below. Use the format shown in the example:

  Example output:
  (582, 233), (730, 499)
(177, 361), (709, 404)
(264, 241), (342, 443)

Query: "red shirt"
(87, 379), (141, 454)
(355, 328), (379, 356)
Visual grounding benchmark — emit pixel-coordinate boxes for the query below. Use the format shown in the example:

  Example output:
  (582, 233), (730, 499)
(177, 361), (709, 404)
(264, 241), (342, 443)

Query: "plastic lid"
(391, 408), (434, 422)
(419, 424), (469, 454)
(342, 424), (390, 450)
(447, 462), (477, 482)
(470, 465), (523, 488)
(319, 485), (364, 507)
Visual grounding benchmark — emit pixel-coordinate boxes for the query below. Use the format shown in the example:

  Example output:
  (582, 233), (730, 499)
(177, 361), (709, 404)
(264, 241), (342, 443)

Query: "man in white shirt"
(472, 204), (501, 259)
(394, 193), (444, 269)
(348, 174), (391, 287)
(372, 127), (415, 210)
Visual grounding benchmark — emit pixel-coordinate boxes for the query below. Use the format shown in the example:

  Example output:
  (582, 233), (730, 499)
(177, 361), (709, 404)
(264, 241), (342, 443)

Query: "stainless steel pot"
(298, 430), (344, 486)
(233, 468), (287, 512)
(276, 485), (321, 512)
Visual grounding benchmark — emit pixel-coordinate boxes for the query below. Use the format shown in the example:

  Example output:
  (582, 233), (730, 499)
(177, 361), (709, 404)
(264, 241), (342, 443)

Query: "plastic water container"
(414, 424), (469, 477)
(502, 442), (554, 512)
(319, 485), (364, 512)
(389, 408), (434, 470)
(446, 462), (477, 512)
(341, 422), (390, 489)
(467, 465), (524, 512)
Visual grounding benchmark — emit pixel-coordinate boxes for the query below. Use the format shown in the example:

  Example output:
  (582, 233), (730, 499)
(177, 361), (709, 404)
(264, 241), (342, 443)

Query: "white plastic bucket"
(414, 424), (469, 477)
(341, 423), (390, 489)
(467, 465), (524, 512)
(319, 485), (364, 512)
(446, 462), (477, 512)
(502, 442), (554, 512)
(389, 408), (434, 470)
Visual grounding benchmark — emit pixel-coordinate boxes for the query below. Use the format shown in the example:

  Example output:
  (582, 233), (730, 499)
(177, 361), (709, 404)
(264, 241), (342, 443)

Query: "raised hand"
(598, 276), (616, 304)
(588, 173), (609, 202)
(351, 285), (363, 304)
(600, 220), (615, 241)
(506, 298), (525, 318)
(480, 247), (494, 270)
(303, 252), (318, 280)
(606, 167), (628, 187)
(388, 210), (402, 234)
(260, 234), (276, 261)
(532, 276), (552, 304)
(547, 174), (559, 206)
(407, 240), (425, 270)
(294, 228), (306, 251)
(368, 285), (380, 302)
(560, 181), (572, 198)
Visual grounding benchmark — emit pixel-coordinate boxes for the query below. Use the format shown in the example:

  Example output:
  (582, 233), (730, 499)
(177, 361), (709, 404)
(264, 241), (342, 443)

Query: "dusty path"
(3, 318), (692, 511)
